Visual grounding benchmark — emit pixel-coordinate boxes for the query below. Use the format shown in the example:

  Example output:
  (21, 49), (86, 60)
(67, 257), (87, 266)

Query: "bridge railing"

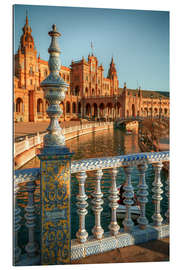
(14, 151), (169, 265)
(14, 122), (112, 158)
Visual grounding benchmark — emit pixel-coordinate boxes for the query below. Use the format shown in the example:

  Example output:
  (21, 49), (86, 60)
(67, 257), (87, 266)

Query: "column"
(13, 183), (22, 264)
(76, 171), (88, 242)
(38, 24), (72, 265)
(137, 164), (149, 229)
(122, 166), (134, 232)
(108, 168), (120, 235)
(25, 180), (38, 257)
(92, 169), (104, 239)
(152, 163), (163, 226)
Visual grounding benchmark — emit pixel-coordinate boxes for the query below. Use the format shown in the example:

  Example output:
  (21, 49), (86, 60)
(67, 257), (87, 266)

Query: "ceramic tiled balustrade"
(14, 150), (169, 265)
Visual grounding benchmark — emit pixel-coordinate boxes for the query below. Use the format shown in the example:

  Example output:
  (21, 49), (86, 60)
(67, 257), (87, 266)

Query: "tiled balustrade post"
(137, 164), (149, 229)
(25, 180), (38, 257)
(38, 24), (72, 265)
(122, 166), (134, 232)
(91, 169), (104, 239)
(13, 183), (22, 264)
(76, 171), (88, 243)
(108, 168), (120, 235)
(152, 163), (163, 226)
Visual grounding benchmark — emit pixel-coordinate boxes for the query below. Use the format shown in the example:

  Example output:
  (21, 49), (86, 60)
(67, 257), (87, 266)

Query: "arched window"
(44, 69), (48, 77)
(29, 66), (33, 75)
(37, 99), (43, 113)
(16, 98), (23, 113)
(66, 102), (70, 113)
(85, 87), (88, 96)
(75, 86), (80, 96)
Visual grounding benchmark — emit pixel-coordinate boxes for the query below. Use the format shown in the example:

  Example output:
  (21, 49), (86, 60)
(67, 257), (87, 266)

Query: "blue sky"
(13, 4), (169, 91)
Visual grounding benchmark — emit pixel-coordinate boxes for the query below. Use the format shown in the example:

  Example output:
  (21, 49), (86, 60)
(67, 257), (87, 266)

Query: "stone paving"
(72, 238), (169, 264)
(14, 120), (84, 138)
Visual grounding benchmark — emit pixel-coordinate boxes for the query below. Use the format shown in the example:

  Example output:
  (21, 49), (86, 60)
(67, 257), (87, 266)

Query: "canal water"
(16, 128), (168, 247)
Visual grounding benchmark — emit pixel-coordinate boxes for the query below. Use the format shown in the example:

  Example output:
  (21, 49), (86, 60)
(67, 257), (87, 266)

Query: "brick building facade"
(14, 15), (170, 122)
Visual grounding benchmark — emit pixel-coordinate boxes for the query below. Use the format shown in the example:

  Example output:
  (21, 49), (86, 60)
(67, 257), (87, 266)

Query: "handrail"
(14, 151), (169, 183)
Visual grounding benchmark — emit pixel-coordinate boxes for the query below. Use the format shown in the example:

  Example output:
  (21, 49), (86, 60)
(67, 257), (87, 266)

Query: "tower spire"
(26, 10), (28, 25)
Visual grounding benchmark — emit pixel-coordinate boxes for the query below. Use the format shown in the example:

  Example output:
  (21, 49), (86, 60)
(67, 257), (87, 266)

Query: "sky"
(13, 4), (169, 92)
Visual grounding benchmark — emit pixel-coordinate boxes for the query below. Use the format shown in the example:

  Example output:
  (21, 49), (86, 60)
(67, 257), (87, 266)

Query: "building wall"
(14, 16), (170, 123)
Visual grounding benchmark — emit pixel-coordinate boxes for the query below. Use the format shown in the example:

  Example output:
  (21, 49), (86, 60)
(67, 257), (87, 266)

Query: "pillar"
(38, 24), (73, 265)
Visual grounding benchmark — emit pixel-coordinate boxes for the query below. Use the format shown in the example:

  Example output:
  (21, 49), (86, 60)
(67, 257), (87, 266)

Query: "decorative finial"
(40, 24), (68, 151)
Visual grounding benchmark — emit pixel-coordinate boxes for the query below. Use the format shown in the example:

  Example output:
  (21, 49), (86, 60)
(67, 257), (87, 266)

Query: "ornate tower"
(107, 57), (119, 95)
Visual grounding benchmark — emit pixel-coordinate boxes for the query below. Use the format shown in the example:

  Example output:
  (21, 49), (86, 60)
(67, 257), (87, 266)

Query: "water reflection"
(21, 129), (140, 169)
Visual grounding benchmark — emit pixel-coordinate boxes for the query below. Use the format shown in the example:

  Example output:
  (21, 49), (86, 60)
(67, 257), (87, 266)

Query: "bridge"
(13, 24), (170, 266)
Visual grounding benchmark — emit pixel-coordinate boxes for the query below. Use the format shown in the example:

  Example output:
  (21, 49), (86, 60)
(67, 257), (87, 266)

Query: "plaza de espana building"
(14, 16), (170, 123)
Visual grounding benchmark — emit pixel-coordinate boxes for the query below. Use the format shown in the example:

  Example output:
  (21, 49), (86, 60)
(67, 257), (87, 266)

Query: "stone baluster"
(13, 183), (22, 264)
(108, 168), (120, 235)
(91, 169), (104, 239)
(76, 171), (88, 243)
(137, 164), (149, 229)
(165, 164), (169, 223)
(152, 163), (163, 226)
(122, 166), (134, 232)
(25, 180), (38, 257)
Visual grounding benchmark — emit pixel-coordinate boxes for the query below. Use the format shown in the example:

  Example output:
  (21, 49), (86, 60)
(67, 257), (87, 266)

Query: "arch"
(66, 101), (71, 113)
(78, 102), (81, 114)
(164, 108), (168, 115)
(60, 102), (64, 115)
(72, 102), (76, 113)
(99, 103), (105, 117)
(132, 104), (135, 117)
(154, 108), (158, 116)
(144, 107), (148, 117)
(85, 103), (91, 116)
(107, 103), (113, 118)
(93, 103), (98, 117)
(16, 98), (23, 113)
(92, 88), (95, 96)
(37, 98), (43, 113)
(45, 101), (49, 112)
(85, 87), (88, 97)
(116, 102), (122, 118)
(75, 86), (80, 96)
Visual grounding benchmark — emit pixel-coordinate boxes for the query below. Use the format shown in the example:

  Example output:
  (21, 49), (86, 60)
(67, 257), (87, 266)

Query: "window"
(29, 66), (33, 75)
(44, 69), (48, 77)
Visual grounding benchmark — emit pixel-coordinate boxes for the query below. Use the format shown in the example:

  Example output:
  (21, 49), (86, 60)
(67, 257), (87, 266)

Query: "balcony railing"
(14, 151), (169, 265)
